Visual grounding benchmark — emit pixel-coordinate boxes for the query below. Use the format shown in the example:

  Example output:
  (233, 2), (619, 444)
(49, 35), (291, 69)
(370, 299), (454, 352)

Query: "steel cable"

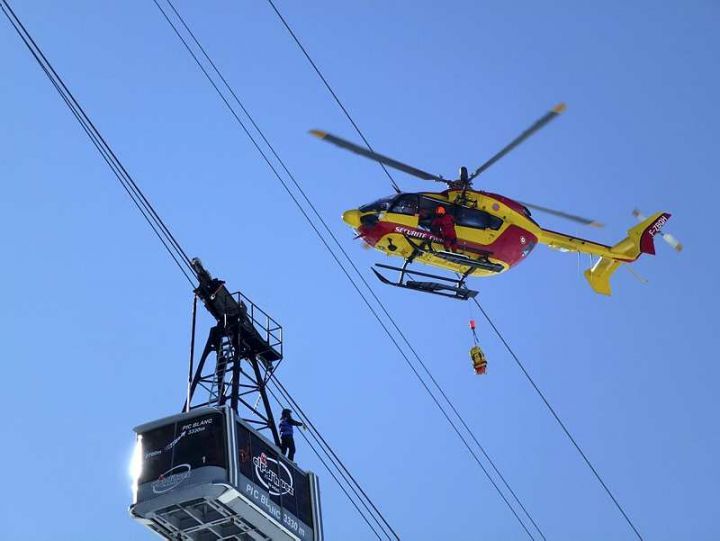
(268, 3), (643, 539)
(267, 381), (397, 541)
(264, 0), (401, 193)
(1, 5), (399, 538)
(0, 0), (197, 286)
(471, 297), (644, 540)
(151, 2), (541, 538)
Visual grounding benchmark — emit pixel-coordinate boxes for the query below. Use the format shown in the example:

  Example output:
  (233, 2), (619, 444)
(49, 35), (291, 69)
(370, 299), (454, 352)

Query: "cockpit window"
(359, 196), (395, 212)
(390, 194), (419, 215)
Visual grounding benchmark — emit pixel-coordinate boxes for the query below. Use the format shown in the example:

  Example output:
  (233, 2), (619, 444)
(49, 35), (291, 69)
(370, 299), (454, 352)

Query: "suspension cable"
(265, 0), (401, 193)
(267, 381), (398, 541)
(151, 3), (541, 539)
(0, 0), (197, 286)
(1, 7), (406, 539)
(257, 7), (544, 537)
(271, 377), (401, 540)
(4, 3), (644, 539)
(269, 4), (643, 538)
(471, 297), (644, 540)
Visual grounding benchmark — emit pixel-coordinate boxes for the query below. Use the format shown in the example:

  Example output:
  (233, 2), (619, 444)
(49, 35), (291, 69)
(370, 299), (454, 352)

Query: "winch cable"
(269, 3), (642, 538)
(267, 381), (398, 541)
(0, 0), (197, 287)
(151, 2), (541, 539)
(471, 297), (644, 541)
(264, 0), (401, 194)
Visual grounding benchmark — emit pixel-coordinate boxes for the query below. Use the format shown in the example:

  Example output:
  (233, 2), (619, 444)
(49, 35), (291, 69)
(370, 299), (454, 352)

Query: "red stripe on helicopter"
(358, 222), (537, 267)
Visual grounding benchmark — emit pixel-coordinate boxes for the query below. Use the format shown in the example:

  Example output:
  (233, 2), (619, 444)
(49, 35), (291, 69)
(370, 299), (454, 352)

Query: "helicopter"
(311, 104), (672, 300)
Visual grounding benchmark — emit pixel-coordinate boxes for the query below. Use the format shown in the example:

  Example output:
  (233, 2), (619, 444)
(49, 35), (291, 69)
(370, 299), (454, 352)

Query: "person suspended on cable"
(469, 320), (487, 375)
(431, 205), (458, 252)
(279, 408), (305, 462)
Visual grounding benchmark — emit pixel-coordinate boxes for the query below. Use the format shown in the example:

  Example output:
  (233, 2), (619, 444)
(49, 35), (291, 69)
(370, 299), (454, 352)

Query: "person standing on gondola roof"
(279, 408), (305, 462)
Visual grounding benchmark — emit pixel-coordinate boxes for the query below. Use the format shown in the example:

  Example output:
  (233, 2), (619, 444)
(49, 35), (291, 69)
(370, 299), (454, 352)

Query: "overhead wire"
(4, 0), (645, 538)
(267, 3), (643, 539)
(471, 297), (644, 540)
(257, 7), (542, 535)
(150, 2), (404, 537)
(267, 380), (399, 541)
(271, 376), (397, 539)
(151, 1), (543, 539)
(0, 0), (197, 286)
(1, 4), (399, 539)
(261, 1), (544, 537)
(265, 0), (401, 193)
(146, 15), (529, 527)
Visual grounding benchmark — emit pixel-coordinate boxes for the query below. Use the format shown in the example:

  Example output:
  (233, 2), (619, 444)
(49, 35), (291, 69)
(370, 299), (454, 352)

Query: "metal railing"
(234, 291), (283, 360)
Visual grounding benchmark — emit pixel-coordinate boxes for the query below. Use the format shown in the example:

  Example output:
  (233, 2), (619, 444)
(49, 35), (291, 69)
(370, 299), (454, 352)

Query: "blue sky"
(1, 1), (718, 539)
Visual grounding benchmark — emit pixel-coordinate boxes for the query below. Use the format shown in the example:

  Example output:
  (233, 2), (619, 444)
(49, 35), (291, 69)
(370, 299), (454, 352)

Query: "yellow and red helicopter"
(311, 104), (672, 300)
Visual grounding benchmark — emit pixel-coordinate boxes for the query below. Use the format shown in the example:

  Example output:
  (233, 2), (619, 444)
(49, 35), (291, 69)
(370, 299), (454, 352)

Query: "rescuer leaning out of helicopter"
(431, 206), (458, 252)
(279, 408), (305, 462)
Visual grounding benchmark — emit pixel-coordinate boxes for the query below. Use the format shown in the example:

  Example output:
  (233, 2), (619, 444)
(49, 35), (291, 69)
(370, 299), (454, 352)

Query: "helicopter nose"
(342, 209), (362, 228)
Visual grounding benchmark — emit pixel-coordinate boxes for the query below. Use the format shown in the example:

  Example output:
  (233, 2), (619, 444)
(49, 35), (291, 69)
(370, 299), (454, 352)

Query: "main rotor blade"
(469, 103), (566, 180)
(310, 130), (445, 182)
(519, 200), (604, 227)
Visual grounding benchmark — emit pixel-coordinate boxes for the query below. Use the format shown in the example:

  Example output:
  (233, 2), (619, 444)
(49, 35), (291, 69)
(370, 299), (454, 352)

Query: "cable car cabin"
(130, 406), (323, 541)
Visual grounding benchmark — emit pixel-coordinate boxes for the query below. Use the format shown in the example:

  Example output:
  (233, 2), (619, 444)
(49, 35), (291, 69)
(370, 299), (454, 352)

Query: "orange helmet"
(436, 206), (446, 215)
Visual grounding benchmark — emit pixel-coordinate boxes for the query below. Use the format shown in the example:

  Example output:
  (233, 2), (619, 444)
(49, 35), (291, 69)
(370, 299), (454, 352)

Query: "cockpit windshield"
(359, 195), (395, 212)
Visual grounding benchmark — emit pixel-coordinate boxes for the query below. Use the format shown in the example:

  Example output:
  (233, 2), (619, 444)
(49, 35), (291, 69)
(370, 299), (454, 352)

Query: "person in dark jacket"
(279, 408), (304, 461)
(431, 206), (458, 252)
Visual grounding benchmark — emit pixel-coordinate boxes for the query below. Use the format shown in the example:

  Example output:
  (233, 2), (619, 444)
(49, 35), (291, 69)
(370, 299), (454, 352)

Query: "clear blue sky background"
(1, 1), (718, 540)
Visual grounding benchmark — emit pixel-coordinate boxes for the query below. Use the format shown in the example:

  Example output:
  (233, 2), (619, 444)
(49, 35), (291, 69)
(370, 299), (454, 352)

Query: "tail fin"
(584, 212), (671, 295)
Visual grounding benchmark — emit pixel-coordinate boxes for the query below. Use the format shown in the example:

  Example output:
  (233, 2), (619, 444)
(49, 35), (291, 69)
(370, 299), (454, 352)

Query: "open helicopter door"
(130, 406), (323, 541)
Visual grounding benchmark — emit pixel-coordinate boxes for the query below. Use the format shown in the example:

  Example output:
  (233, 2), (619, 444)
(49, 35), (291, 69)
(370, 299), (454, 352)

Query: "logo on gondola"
(152, 464), (191, 494)
(253, 452), (294, 496)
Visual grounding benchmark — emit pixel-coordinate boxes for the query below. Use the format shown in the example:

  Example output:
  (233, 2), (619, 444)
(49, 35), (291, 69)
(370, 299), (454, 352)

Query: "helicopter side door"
(418, 196), (445, 230)
(453, 206), (504, 247)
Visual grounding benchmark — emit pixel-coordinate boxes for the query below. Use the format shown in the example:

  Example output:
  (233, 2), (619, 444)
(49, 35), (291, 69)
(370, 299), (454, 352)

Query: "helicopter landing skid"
(372, 263), (478, 301)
